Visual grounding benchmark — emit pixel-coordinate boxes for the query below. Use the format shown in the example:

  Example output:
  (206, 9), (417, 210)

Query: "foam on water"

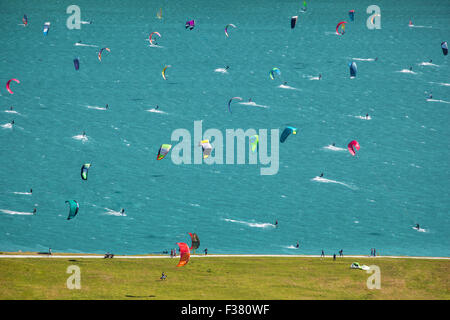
(214, 68), (228, 74)
(223, 218), (276, 229)
(323, 145), (345, 151)
(0, 209), (34, 216)
(311, 176), (357, 190)
(239, 101), (269, 108)
(426, 99), (450, 104)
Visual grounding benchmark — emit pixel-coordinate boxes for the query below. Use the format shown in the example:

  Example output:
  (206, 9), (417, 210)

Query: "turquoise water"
(1, 0), (449, 256)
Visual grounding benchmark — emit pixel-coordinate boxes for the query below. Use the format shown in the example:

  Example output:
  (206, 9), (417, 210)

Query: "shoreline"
(0, 252), (448, 260)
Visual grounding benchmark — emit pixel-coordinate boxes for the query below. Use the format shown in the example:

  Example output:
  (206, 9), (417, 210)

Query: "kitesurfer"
(248, 98), (252, 102)
(409, 66), (413, 71)
(155, 105), (159, 110)
(415, 223), (420, 230)
(366, 113), (369, 118)
(275, 220), (278, 227)
(332, 143), (335, 146)
(33, 208), (36, 215)
(82, 131), (86, 137)
(225, 66), (229, 70)
(10, 106), (13, 110)
(319, 74), (322, 80)
(429, 59), (432, 63)
(283, 81), (287, 85)
(296, 241), (299, 248)
(320, 173), (323, 177)
(375, 57), (378, 61)
(105, 104), (109, 109)
(30, 189), (32, 194)
(120, 208), (125, 215)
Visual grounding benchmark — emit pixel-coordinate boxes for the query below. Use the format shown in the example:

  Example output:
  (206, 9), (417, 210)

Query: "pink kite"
(185, 20), (195, 30)
(6, 79), (20, 94)
(347, 140), (360, 156)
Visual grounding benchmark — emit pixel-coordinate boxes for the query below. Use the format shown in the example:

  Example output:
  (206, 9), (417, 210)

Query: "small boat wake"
(0, 209), (34, 216)
(74, 42), (98, 47)
(397, 69), (417, 74)
(214, 68), (228, 74)
(429, 82), (450, 87)
(418, 62), (439, 67)
(1, 123), (13, 129)
(223, 218), (276, 229)
(239, 101), (269, 109)
(146, 108), (167, 114)
(72, 134), (89, 142)
(426, 99), (450, 104)
(4, 110), (20, 114)
(351, 57), (376, 61)
(311, 176), (357, 190)
(278, 84), (300, 90)
(104, 208), (126, 216)
(409, 25), (432, 29)
(353, 115), (372, 120)
(87, 105), (107, 111)
(12, 191), (32, 195)
(323, 145), (345, 151)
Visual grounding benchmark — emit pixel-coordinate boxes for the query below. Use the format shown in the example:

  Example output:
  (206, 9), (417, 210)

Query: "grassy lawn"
(0, 256), (448, 299)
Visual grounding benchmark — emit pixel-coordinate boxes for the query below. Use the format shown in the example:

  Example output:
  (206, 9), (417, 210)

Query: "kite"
(280, 126), (297, 143)
(66, 200), (79, 220)
(6, 79), (20, 94)
(176, 242), (190, 267)
(347, 140), (360, 156)
(157, 144), (172, 160)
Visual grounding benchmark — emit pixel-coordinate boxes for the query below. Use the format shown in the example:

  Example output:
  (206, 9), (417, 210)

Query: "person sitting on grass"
(160, 272), (167, 280)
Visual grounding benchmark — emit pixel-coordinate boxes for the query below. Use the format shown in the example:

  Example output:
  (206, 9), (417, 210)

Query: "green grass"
(0, 257), (448, 299)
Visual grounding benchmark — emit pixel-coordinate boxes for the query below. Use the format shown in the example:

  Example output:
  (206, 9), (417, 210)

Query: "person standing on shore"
(371, 248), (373, 256)
(374, 248), (376, 256)
(321, 250), (325, 257)
(339, 249), (343, 257)
(333, 253), (336, 261)
(204, 248), (208, 255)
(49, 248), (52, 255)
